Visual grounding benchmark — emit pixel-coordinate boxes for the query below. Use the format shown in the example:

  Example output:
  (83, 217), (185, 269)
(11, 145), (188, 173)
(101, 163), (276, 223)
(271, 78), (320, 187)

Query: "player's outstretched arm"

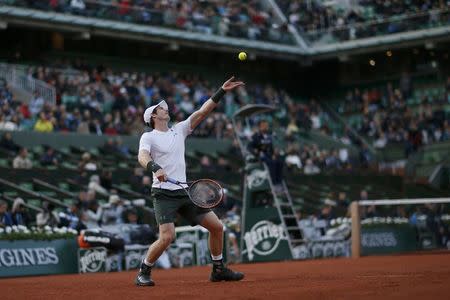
(138, 149), (167, 182)
(189, 76), (244, 130)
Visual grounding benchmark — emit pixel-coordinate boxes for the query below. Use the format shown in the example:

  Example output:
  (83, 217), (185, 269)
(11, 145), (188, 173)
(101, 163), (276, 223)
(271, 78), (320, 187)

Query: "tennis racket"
(166, 177), (224, 209)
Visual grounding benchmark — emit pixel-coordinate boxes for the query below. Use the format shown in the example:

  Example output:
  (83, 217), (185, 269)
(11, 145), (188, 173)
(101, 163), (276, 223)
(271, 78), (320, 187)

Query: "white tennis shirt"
(139, 117), (192, 190)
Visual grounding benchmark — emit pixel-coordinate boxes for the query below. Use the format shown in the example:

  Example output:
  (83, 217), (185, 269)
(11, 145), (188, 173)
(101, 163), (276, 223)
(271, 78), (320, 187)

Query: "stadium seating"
(276, 0), (450, 45)
(2, 0), (295, 44)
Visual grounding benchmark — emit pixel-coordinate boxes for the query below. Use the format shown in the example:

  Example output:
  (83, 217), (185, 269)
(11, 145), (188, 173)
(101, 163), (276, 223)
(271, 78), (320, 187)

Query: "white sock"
(211, 254), (223, 261)
(144, 258), (154, 267)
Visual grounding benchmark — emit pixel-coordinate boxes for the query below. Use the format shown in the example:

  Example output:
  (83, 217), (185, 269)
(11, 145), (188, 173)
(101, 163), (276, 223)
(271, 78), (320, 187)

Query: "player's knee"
(159, 231), (175, 246)
(210, 222), (223, 235)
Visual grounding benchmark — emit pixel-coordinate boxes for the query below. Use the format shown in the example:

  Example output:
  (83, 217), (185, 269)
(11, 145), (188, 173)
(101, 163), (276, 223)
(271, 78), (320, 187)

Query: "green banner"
(361, 225), (417, 255)
(0, 238), (78, 278)
(241, 163), (293, 263)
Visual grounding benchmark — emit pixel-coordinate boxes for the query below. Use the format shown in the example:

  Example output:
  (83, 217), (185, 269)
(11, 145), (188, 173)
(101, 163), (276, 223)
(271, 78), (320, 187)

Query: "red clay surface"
(1, 253), (450, 300)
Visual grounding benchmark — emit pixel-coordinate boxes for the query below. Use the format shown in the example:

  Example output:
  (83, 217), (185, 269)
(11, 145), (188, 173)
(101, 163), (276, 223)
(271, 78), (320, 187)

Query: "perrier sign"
(243, 220), (288, 261)
(241, 163), (293, 263)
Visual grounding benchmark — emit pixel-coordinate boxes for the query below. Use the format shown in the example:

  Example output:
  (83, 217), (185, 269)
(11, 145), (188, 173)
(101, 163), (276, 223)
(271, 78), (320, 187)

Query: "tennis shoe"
(210, 267), (244, 282)
(135, 261), (155, 286)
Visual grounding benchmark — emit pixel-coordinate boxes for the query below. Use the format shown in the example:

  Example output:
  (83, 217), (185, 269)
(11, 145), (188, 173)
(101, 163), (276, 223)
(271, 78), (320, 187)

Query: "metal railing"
(0, 63), (56, 105)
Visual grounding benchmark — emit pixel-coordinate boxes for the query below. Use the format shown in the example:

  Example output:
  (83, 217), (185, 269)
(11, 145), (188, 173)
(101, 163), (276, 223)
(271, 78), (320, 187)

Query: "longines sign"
(0, 247), (59, 267)
(0, 239), (78, 277)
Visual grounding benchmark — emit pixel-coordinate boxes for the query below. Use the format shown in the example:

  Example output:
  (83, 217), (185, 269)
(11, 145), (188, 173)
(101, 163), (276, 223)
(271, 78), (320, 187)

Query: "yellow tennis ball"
(238, 52), (247, 61)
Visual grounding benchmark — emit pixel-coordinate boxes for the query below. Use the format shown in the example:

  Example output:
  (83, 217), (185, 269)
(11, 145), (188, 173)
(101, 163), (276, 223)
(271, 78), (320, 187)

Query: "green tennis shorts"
(151, 188), (211, 226)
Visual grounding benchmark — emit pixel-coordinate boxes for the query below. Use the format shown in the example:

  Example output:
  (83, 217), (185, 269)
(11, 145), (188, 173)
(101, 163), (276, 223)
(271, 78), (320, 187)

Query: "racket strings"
(189, 181), (222, 207)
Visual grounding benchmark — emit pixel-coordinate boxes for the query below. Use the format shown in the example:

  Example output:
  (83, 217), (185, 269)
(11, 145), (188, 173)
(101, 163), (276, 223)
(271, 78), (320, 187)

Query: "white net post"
(350, 201), (361, 258)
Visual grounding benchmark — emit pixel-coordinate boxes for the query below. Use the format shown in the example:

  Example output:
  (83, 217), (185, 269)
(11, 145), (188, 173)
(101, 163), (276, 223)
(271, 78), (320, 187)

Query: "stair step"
(282, 214), (296, 218)
(286, 226), (300, 230)
(290, 239), (304, 243)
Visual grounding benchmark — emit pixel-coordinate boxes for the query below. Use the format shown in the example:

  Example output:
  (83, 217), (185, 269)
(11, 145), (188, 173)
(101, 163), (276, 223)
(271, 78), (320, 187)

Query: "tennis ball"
(238, 52), (247, 61)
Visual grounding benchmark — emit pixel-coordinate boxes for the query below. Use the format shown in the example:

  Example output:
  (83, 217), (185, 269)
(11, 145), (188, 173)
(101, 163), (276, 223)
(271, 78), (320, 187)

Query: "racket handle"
(167, 177), (178, 184)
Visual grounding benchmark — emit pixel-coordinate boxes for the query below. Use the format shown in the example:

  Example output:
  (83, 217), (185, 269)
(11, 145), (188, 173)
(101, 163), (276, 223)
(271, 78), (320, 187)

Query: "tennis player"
(135, 77), (245, 286)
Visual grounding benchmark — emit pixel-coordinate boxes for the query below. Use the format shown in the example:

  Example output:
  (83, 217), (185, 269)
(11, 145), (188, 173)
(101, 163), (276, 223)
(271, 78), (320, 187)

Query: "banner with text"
(0, 238), (78, 278)
(361, 225), (417, 255)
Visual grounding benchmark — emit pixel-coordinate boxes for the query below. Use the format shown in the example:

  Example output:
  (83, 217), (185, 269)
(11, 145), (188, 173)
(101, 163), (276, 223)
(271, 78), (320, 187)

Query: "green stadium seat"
(28, 199), (42, 207)
(0, 159), (9, 167)
(61, 162), (77, 170)
(40, 191), (57, 197)
(4, 191), (18, 197)
(59, 182), (70, 190)
(19, 183), (33, 190)
(63, 198), (74, 205)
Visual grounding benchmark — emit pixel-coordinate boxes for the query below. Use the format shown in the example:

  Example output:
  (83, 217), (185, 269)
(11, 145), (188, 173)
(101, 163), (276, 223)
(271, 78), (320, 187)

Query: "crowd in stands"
(277, 0), (449, 44)
(2, 63), (448, 173)
(337, 74), (450, 156)
(1, 57), (365, 174)
(284, 143), (353, 174)
(0, 60), (300, 139)
(0, 189), (155, 232)
(5, 0), (293, 44)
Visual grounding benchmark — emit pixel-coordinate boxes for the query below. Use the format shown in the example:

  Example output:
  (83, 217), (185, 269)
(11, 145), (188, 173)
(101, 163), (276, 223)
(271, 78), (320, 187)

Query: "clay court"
(2, 253), (449, 300)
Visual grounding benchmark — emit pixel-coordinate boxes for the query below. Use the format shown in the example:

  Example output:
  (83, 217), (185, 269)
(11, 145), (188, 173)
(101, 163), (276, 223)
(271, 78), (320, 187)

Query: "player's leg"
(135, 223), (175, 286)
(199, 212), (244, 282)
(136, 188), (181, 286)
(146, 222), (176, 263)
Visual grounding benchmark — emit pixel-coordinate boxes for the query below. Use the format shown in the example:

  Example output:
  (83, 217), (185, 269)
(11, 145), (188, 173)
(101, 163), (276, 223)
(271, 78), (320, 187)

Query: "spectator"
(0, 200), (13, 228)
(336, 192), (350, 217)
(365, 205), (378, 218)
(88, 175), (108, 195)
(200, 155), (215, 172)
(115, 137), (131, 158)
(303, 158), (320, 175)
(101, 138), (118, 154)
(40, 147), (59, 166)
(34, 112), (54, 132)
(13, 147), (33, 169)
(125, 208), (139, 224)
(373, 132), (387, 149)
(36, 201), (60, 228)
(249, 120), (284, 186)
(0, 132), (20, 153)
(70, 0), (86, 12)
(78, 152), (98, 171)
(318, 199), (337, 223)
(360, 190), (368, 201)
(29, 91), (44, 116)
(85, 200), (103, 229)
(102, 195), (125, 225)
(285, 147), (302, 170)
(11, 197), (31, 226)
(59, 200), (86, 232)
(100, 169), (113, 190)
(76, 190), (89, 210)
(0, 114), (19, 131)
(129, 167), (144, 191)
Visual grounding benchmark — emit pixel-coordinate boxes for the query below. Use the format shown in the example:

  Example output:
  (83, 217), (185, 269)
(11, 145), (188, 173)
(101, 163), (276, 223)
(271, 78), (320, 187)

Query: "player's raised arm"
(189, 76), (244, 130)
